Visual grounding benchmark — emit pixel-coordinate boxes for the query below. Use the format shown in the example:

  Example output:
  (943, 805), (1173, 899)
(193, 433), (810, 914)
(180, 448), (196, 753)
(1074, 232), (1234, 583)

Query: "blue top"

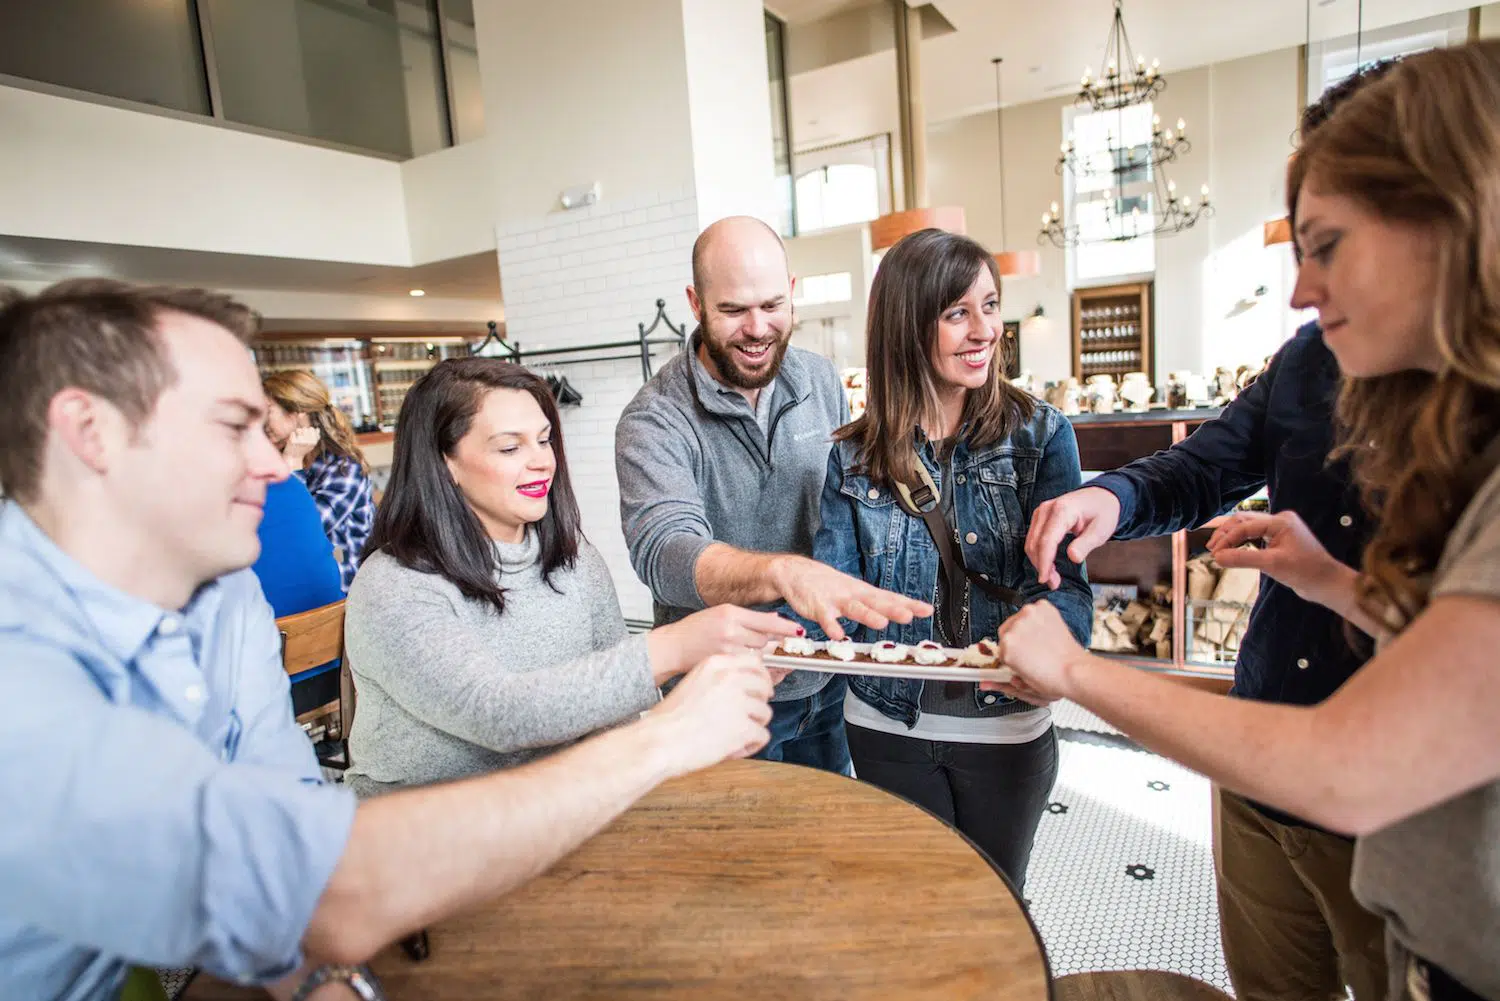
(0, 504), (357, 1001)
(299, 451), (376, 590)
(808, 401), (1094, 725)
(252, 476), (344, 621)
(1089, 321), (1373, 829)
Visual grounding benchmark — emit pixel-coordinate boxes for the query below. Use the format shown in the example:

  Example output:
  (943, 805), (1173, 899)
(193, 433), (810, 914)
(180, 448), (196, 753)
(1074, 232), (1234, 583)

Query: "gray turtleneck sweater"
(343, 532), (659, 797)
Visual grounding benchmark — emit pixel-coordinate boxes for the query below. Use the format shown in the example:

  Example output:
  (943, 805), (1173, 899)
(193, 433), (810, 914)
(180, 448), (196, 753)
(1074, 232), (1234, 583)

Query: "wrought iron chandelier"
(1038, 0), (1212, 247)
(1077, 0), (1165, 111)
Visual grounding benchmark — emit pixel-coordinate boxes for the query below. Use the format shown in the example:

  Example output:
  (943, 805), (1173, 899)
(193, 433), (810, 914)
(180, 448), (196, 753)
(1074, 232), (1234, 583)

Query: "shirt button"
(158, 617), (180, 636)
(867, 488), (879, 499)
(1339, 515), (1353, 527)
(1296, 658), (1309, 670)
(965, 532), (978, 544)
(983, 694), (998, 705)
(184, 684), (205, 703)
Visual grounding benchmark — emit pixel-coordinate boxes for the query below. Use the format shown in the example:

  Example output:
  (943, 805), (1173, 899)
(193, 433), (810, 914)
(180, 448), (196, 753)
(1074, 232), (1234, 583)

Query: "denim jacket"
(808, 401), (1093, 726)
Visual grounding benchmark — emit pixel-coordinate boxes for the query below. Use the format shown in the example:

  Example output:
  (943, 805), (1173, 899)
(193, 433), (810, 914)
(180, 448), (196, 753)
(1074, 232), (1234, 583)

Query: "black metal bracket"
(470, 300), (689, 383)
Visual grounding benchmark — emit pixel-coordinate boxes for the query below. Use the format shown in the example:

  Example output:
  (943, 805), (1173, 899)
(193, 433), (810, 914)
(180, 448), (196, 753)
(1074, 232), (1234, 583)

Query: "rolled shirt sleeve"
(0, 639), (356, 985)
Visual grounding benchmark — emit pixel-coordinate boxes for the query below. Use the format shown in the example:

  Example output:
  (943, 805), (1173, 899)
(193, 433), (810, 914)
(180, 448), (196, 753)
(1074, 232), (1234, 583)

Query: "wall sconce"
(1020, 303), (1050, 338)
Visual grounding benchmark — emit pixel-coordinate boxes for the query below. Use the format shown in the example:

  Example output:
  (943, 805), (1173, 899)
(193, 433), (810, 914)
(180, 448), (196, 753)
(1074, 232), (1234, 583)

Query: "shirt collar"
(0, 502), (222, 664)
(686, 329), (807, 417)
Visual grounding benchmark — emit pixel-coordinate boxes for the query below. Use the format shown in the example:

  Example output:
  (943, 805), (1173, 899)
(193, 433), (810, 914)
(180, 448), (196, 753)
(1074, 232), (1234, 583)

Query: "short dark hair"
(365, 358), (581, 614)
(1298, 58), (1402, 140)
(0, 278), (259, 502)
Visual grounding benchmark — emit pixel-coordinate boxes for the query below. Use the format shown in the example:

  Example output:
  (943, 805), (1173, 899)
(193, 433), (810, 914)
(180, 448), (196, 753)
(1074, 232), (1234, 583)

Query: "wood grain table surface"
(185, 759), (1051, 1000)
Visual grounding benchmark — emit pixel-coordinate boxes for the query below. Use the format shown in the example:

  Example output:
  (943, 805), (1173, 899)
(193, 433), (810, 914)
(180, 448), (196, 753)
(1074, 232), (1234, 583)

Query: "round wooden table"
(186, 759), (1050, 1000)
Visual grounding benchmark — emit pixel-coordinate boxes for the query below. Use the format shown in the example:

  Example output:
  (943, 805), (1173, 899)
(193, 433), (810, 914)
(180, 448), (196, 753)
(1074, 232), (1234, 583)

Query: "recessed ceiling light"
(409, 289), (425, 297)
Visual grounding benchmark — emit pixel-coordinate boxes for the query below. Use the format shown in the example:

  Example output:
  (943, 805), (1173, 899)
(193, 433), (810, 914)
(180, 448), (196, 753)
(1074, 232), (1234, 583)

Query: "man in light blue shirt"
(0, 279), (781, 1001)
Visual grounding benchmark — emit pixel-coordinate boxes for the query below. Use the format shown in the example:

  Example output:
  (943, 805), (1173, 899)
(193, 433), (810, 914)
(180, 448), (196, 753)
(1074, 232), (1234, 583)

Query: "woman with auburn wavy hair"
(988, 42), (1500, 1001)
(263, 368), (377, 589)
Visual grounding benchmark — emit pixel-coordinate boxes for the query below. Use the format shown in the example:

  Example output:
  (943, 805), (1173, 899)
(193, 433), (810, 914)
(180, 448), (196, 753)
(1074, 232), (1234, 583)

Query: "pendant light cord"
(993, 57), (1009, 244)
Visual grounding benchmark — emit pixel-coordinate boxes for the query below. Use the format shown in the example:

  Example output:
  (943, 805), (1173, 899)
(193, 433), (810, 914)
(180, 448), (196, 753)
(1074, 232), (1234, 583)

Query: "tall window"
(0, 0), (484, 160)
(793, 135), (892, 234)
(765, 11), (796, 238)
(1064, 103), (1157, 287)
(1307, 12), (1467, 108)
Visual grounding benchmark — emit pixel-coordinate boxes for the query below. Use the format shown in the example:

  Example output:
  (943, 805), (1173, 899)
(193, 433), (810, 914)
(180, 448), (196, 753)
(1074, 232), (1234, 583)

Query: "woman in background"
(264, 369), (377, 589)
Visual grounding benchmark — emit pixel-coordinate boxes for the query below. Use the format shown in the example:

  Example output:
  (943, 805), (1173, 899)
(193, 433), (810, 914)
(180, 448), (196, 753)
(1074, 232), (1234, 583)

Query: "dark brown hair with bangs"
(836, 228), (1035, 487)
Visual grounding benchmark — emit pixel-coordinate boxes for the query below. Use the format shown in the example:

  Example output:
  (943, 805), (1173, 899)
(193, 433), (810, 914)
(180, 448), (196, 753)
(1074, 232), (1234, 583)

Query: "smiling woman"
(342, 358), (800, 797)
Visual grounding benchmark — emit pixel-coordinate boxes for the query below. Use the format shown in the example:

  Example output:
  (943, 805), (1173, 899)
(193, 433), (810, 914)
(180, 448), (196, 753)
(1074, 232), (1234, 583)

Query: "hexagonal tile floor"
(1028, 703), (1231, 992)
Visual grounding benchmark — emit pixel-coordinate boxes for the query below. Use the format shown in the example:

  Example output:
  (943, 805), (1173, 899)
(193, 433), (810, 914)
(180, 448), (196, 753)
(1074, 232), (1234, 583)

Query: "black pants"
(846, 723), (1059, 892)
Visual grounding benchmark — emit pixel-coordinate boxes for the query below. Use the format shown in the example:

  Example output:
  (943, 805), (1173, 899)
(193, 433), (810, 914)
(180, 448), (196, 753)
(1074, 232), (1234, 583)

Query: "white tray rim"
(765, 641), (1013, 683)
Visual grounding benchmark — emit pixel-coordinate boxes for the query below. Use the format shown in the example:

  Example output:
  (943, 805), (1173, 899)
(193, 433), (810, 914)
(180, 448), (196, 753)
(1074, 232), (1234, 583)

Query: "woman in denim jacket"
(812, 229), (1092, 889)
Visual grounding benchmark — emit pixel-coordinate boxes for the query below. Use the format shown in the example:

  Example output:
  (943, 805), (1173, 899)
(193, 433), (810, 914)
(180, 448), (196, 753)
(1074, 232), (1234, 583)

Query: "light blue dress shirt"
(0, 503), (358, 1001)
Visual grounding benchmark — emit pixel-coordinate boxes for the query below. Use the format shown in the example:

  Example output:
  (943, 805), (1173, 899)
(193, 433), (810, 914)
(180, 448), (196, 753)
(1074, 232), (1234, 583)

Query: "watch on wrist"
(289, 963), (385, 1001)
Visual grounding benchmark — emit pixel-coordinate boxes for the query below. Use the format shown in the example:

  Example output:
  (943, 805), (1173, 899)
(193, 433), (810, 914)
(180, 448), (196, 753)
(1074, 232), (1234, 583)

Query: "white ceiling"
(0, 235), (502, 300)
(783, 0), (1475, 149)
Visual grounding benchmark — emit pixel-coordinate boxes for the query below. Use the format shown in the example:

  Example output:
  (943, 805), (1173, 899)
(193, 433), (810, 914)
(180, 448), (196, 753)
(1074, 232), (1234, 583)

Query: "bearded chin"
(705, 336), (788, 390)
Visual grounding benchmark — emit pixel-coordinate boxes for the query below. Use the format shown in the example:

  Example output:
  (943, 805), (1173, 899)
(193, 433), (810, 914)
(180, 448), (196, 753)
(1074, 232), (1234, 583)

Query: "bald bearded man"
(616, 216), (931, 773)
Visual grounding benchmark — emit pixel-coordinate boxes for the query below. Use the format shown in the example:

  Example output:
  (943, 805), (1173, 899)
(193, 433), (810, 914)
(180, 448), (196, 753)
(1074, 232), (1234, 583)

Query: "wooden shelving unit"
(1071, 410), (1234, 688)
(1072, 280), (1153, 383)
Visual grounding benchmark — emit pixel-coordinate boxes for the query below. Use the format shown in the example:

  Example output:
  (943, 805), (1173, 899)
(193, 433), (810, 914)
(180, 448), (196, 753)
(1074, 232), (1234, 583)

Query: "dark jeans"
(846, 723), (1058, 891)
(757, 675), (852, 775)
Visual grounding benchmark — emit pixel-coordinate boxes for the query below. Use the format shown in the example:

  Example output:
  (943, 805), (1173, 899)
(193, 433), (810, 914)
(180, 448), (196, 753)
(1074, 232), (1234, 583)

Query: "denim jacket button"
(1339, 514), (1353, 527)
(867, 488), (879, 499)
(964, 531), (978, 544)
(957, 474), (967, 484)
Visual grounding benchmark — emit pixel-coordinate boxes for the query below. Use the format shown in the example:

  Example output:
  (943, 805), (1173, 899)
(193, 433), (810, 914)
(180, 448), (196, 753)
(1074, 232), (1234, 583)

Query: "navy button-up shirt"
(1090, 322), (1373, 830)
(0, 503), (357, 1000)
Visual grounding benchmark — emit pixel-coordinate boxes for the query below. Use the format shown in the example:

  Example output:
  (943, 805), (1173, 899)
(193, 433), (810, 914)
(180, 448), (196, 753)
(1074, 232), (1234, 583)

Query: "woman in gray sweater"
(345, 359), (798, 796)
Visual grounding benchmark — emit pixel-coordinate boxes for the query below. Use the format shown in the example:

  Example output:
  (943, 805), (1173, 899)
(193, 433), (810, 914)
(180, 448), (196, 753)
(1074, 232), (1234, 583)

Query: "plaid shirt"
(298, 452), (376, 590)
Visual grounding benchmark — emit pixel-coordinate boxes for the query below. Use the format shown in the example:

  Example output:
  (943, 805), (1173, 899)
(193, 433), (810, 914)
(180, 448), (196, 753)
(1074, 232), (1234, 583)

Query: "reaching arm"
(1022, 417), (1093, 643)
(990, 594), (1500, 835)
(302, 653), (776, 963)
(1091, 343), (1286, 539)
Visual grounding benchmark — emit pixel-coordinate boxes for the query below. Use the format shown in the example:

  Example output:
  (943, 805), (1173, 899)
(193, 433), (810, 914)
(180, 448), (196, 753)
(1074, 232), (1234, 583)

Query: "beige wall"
(1479, 2), (1500, 36)
(682, 0), (779, 226)
(0, 83), (413, 265)
(926, 46), (1303, 385)
(785, 223), (874, 370)
(474, 0), (697, 223)
(927, 93), (1072, 382)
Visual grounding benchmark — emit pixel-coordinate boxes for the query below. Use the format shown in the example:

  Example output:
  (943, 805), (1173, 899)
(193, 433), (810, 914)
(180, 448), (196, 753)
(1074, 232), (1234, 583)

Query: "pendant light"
(991, 57), (1041, 277)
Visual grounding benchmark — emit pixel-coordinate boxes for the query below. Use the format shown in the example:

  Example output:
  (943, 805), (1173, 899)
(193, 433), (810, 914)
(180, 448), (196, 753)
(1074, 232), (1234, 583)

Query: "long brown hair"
(263, 368), (369, 474)
(837, 228), (1034, 486)
(1288, 40), (1500, 629)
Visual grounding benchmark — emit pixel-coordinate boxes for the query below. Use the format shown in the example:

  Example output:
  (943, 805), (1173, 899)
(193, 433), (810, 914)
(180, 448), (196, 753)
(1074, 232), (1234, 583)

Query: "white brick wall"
(497, 187), (700, 622)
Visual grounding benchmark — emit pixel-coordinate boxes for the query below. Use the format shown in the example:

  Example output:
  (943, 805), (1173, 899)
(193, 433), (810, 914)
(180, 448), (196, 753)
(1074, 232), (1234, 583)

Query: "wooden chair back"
(277, 600), (345, 676)
(276, 600), (347, 748)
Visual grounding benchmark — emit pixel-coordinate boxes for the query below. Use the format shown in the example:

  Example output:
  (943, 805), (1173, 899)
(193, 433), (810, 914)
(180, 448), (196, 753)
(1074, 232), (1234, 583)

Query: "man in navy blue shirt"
(1025, 64), (1402, 1001)
(1026, 322), (1382, 1000)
